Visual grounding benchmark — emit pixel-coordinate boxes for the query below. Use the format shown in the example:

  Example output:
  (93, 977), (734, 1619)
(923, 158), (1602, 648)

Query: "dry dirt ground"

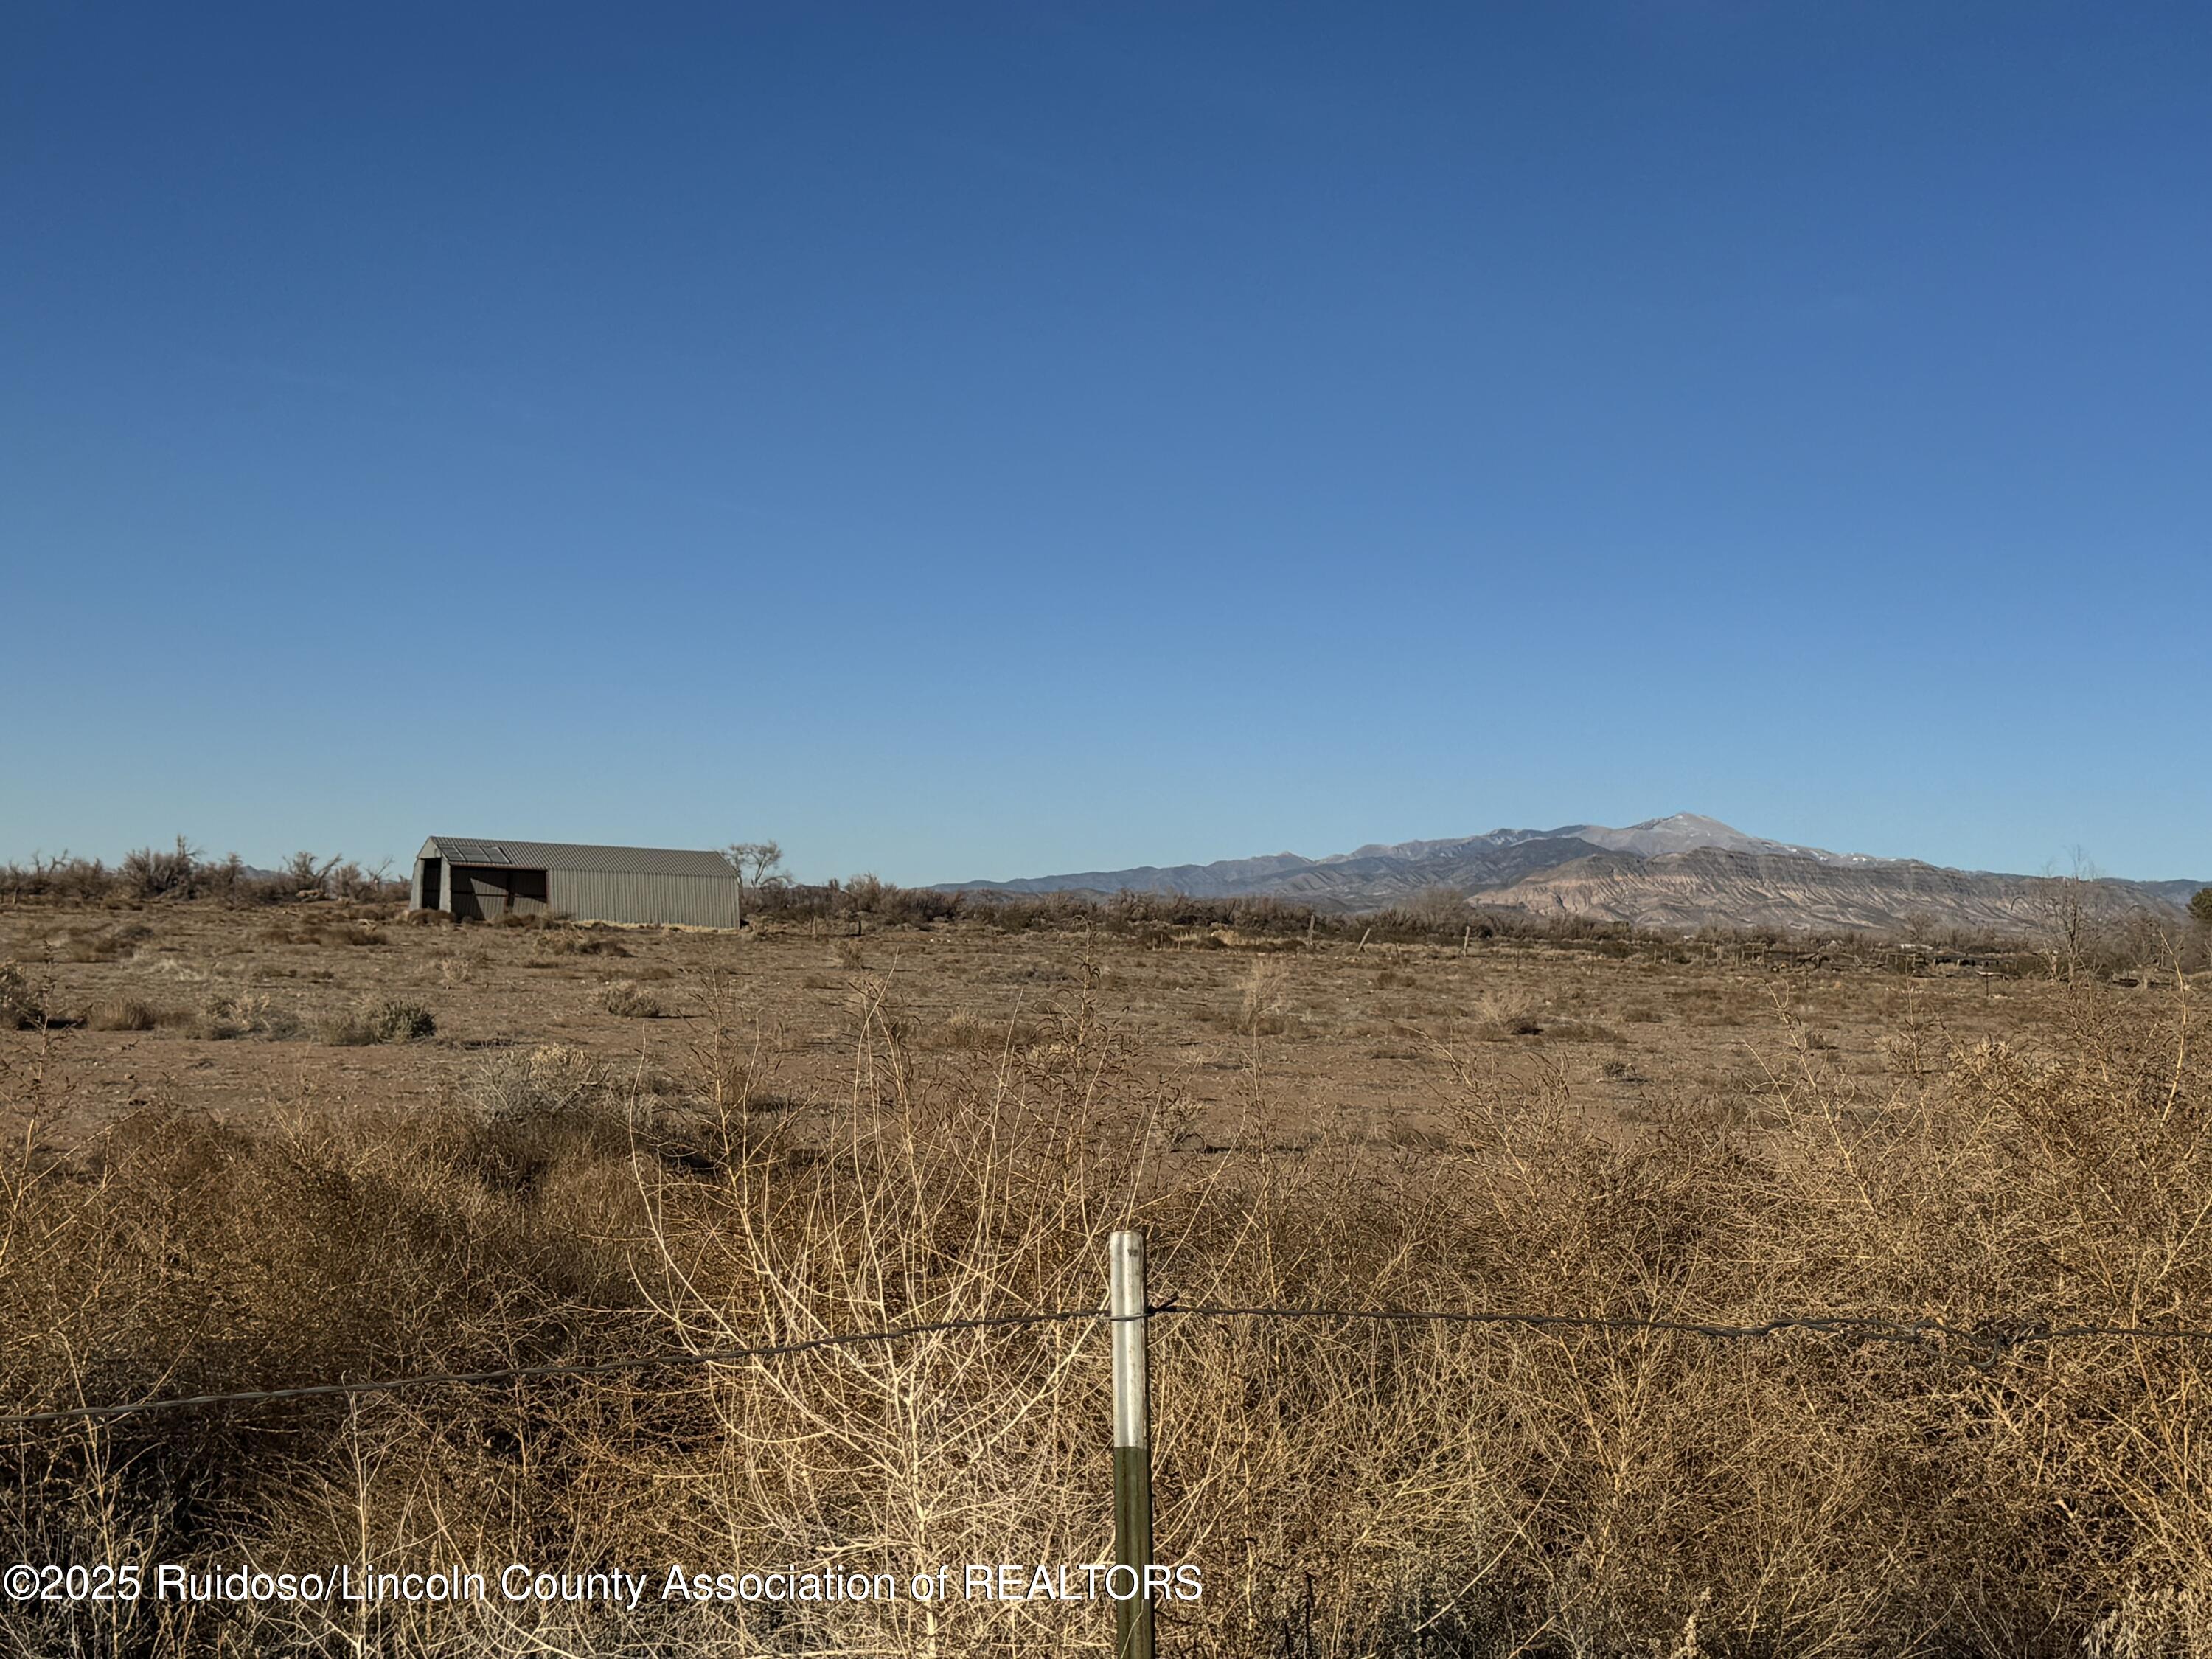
(1, 901), (2064, 1147)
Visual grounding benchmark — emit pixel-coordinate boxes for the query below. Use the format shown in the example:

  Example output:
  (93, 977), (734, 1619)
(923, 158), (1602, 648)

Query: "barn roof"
(419, 837), (737, 879)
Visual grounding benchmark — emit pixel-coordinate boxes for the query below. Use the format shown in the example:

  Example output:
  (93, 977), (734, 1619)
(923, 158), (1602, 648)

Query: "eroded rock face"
(1482, 847), (2047, 932)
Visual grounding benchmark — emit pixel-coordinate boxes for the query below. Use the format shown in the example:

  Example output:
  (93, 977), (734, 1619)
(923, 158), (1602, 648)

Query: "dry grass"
(597, 978), (665, 1018)
(83, 995), (167, 1032)
(260, 920), (386, 949)
(50, 922), (159, 964)
(544, 931), (631, 958)
(4, 906), (2212, 1655)
(317, 996), (435, 1046)
(1, 961), (47, 1029)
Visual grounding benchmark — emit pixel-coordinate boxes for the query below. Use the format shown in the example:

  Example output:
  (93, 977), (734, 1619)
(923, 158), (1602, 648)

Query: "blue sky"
(4, 3), (2207, 884)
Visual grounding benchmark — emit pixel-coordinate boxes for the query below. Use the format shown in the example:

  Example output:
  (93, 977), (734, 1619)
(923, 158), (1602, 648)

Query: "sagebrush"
(1, 973), (2208, 1655)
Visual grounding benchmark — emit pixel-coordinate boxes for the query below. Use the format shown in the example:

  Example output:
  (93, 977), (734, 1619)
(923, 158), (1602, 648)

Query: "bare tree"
(2034, 848), (2112, 982)
(1406, 885), (1471, 931)
(120, 835), (200, 899)
(326, 859), (394, 902)
(284, 851), (344, 899)
(726, 841), (786, 901)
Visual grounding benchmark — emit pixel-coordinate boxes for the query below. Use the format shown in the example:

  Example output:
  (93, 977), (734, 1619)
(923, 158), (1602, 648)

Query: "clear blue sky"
(5, 4), (2207, 884)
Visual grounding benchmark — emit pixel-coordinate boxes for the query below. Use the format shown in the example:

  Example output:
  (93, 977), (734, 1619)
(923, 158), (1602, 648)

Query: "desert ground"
(3, 897), (2207, 1658)
(0, 899), (2048, 1147)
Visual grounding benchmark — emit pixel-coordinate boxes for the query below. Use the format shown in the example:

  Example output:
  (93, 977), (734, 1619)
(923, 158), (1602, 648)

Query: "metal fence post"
(1110, 1228), (1156, 1659)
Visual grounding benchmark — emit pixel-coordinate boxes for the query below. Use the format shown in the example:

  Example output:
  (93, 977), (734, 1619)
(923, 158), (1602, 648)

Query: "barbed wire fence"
(11, 1301), (2212, 1434)
(14, 1228), (2212, 1658)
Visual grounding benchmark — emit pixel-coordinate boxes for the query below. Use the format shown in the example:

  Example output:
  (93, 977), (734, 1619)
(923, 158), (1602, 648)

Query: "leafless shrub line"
(20, 1301), (2212, 1436)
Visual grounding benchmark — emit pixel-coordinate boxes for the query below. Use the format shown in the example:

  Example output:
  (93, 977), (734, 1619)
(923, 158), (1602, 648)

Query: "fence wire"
(12, 1301), (2212, 1433)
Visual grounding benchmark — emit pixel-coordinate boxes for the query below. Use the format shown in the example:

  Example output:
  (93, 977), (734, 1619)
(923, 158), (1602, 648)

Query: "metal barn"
(410, 838), (742, 928)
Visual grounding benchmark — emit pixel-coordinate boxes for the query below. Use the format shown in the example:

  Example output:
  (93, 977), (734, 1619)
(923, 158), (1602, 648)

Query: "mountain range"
(942, 814), (2206, 934)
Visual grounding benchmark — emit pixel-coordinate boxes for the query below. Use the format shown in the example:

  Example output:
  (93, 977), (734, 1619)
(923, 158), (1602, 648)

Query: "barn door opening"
(451, 866), (501, 921)
(451, 863), (546, 921)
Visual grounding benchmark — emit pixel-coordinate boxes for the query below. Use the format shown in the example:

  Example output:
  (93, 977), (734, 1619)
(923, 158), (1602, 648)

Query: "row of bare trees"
(2033, 851), (2212, 980)
(0, 839), (400, 907)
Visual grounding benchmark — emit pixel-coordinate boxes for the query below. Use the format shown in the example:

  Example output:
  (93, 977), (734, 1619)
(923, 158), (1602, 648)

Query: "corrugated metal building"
(411, 838), (742, 928)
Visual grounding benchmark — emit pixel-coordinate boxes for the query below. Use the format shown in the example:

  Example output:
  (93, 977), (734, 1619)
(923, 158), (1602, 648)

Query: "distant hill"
(941, 814), (2205, 934)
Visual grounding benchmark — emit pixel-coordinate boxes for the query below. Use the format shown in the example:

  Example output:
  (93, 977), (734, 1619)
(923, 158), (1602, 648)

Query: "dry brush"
(0, 970), (2208, 1655)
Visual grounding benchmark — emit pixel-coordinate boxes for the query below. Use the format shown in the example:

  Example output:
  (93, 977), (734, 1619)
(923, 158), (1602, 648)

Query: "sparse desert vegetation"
(19, 3), (2210, 1654)
(1, 891), (2208, 1655)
